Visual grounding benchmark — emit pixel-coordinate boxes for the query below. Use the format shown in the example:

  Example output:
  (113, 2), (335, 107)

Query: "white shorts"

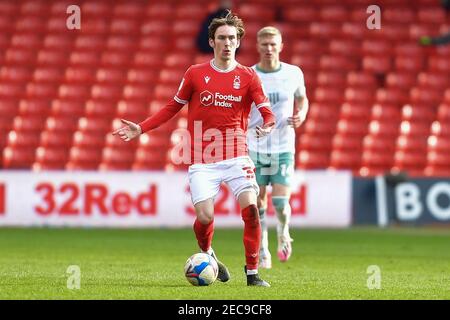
(188, 156), (260, 206)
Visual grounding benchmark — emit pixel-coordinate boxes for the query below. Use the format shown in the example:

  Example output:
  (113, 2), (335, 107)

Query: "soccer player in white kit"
(113, 13), (275, 286)
(247, 26), (309, 269)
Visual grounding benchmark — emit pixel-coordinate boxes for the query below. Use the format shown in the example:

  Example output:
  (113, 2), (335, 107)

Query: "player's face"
(257, 35), (283, 62)
(209, 25), (240, 61)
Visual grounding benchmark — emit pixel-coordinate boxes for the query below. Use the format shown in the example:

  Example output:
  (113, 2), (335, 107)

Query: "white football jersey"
(247, 62), (306, 154)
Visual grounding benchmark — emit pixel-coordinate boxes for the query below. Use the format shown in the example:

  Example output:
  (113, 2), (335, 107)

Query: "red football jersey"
(139, 60), (274, 164)
(175, 60), (272, 163)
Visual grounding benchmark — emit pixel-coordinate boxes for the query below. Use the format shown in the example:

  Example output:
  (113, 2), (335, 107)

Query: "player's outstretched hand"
(287, 112), (306, 129)
(112, 119), (142, 141)
(255, 123), (274, 138)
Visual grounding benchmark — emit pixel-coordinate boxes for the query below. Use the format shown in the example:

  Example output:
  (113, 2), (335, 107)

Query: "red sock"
(241, 204), (261, 270)
(193, 219), (214, 252)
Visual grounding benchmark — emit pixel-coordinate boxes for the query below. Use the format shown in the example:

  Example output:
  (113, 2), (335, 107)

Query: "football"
(184, 252), (219, 286)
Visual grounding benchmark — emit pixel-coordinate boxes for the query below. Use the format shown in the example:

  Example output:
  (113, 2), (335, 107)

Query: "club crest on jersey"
(204, 76), (210, 84)
(233, 76), (240, 89)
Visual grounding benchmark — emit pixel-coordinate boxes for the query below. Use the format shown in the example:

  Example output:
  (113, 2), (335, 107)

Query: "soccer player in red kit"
(113, 12), (274, 287)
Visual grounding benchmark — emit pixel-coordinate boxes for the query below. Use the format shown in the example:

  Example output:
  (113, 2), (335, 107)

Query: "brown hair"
(208, 10), (245, 40)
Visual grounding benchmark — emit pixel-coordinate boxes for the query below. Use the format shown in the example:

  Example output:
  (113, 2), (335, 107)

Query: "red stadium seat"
(303, 119), (336, 135)
(429, 56), (450, 73)
(417, 73), (449, 90)
(85, 100), (116, 119)
(37, 49), (70, 66)
(141, 20), (172, 35)
(113, 2), (146, 19)
(13, 115), (46, 132)
(6, 130), (40, 148)
(399, 120), (431, 136)
(66, 146), (102, 170)
(332, 133), (363, 151)
(341, 22), (366, 39)
(132, 148), (167, 170)
(317, 72), (347, 88)
(127, 69), (159, 84)
(393, 150), (427, 173)
(82, 1), (111, 17)
(91, 84), (123, 101)
(336, 119), (369, 136)
(109, 19), (141, 35)
(340, 102), (371, 121)
(283, 6), (317, 23)
(139, 36), (170, 52)
(347, 72), (377, 88)
(33, 67), (64, 83)
(383, 8), (416, 24)
(290, 55), (319, 73)
(45, 116), (79, 133)
(133, 52), (162, 68)
(33, 147), (69, 170)
(314, 87), (344, 104)
(10, 33), (42, 50)
(42, 34), (74, 50)
(376, 88), (409, 105)
(4, 48), (36, 66)
(39, 130), (73, 148)
(77, 19), (109, 35)
(96, 68), (126, 84)
(310, 22), (342, 39)
(329, 40), (361, 57)
(329, 150), (361, 170)
(100, 147), (135, 171)
(297, 134), (333, 152)
(116, 100), (148, 121)
(385, 73), (417, 89)
(74, 35), (106, 51)
(16, 16), (46, 33)
(396, 135), (428, 152)
(159, 69), (186, 85)
(368, 120), (400, 137)
(78, 117), (112, 133)
(410, 88), (443, 106)
(123, 84), (154, 100)
(319, 5), (348, 22)
(69, 51), (101, 67)
(417, 7), (446, 24)
(362, 56), (392, 74)
(106, 36), (139, 51)
(320, 55), (357, 72)
(51, 99), (84, 117)
(437, 103), (450, 122)
(18, 99), (50, 116)
(59, 84), (91, 100)
(344, 88), (375, 103)
(363, 135), (396, 153)
(0, 100), (19, 117)
(0, 66), (32, 83)
(237, 3), (276, 22)
(101, 51), (132, 68)
(395, 56), (425, 73)
(307, 103), (340, 121)
(3, 146), (35, 168)
(401, 104), (436, 122)
(172, 20), (199, 36)
(296, 150), (329, 169)
(72, 131), (105, 149)
(361, 150), (394, 170)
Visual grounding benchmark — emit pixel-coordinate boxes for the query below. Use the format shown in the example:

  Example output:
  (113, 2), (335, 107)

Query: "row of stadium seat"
(0, 0), (449, 177)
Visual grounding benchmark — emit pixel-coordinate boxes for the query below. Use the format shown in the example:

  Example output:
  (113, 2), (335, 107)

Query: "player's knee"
(272, 197), (290, 216)
(242, 204), (260, 227)
(196, 208), (214, 224)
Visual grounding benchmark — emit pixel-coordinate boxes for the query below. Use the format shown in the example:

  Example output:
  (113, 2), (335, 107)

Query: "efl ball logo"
(200, 90), (214, 106)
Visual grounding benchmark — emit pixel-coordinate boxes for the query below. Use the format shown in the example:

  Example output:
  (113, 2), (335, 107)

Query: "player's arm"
(288, 68), (308, 129)
(250, 72), (276, 137)
(288, 94), (309, 129)
(113, 68), (193, 142)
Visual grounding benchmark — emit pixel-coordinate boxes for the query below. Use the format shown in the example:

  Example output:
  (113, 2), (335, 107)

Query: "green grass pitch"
(0, 227), (449, 299)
